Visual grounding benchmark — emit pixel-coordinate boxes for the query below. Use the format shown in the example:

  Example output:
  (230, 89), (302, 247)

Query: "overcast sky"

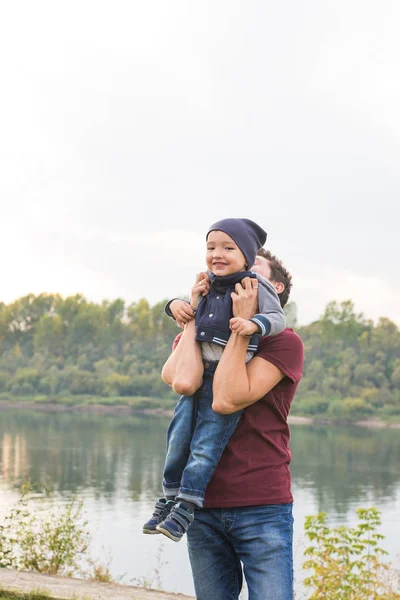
(1, 0), (399, 325)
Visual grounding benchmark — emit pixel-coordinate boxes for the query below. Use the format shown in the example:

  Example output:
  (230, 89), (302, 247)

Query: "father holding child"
(150, 219), (304, 600)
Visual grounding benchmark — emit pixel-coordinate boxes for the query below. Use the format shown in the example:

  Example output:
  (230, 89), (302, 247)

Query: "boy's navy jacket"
(165, 271), (285, 353)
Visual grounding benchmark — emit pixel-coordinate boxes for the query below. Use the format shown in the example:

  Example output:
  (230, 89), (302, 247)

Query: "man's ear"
(274, 282), (284, 294)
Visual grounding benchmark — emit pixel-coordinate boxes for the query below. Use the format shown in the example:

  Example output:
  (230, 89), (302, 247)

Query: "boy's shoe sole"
(142, 527), (161, 535)
(155, 523), (182, 542)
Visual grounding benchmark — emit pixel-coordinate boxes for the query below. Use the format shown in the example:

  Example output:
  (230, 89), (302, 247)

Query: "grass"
(0, 589), (90, 600)
(0, 393), (176, 411)
(0, 590), (71, 600)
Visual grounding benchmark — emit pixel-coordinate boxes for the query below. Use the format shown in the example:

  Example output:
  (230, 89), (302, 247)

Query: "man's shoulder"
(258, 328), (303, 350)
(256, 328), (304, 383)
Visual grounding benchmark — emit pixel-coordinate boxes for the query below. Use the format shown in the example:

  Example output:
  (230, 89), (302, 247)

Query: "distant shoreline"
(0, 399), (399, 429)
(0, 398), (173, 417)
(287, 414), (400, 429)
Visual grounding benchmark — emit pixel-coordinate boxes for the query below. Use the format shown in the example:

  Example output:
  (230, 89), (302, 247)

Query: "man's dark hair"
(257, 248), (292, 308)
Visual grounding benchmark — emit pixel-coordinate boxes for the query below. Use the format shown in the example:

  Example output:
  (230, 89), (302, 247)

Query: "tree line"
(295, 300), (400, 419)
(0, 294), (399, 419)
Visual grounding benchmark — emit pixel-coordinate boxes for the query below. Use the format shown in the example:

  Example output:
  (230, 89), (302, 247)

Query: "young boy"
(143, 218), (285, 542)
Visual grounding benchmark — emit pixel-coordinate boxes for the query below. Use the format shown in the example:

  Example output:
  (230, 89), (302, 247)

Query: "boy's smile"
(206, 230), (247, 276)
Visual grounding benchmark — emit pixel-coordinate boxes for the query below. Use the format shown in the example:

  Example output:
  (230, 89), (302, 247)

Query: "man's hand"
(231, 277), (258, 320)
(230, 317), (258, 336)
(190, 271), (210, 308)
(170, 300), (196, 329)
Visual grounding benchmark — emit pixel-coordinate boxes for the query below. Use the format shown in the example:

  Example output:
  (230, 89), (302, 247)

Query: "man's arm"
(161, 272), (210, 397)
(161, 319), (204, 396)
(212, 278), (284, 415)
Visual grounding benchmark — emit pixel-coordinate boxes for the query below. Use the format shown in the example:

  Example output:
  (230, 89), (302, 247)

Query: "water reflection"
(290, 425), (400, 514)
(0, 411), (169, 499)
(1, 411), (400, 517)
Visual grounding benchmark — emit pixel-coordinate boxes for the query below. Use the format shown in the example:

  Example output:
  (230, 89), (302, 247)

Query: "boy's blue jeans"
(187, 503), (294, 600)
(162, 361), (242, 507)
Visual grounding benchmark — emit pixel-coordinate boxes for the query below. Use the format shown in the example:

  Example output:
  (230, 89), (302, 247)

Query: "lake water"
(0, 408), (399, 597)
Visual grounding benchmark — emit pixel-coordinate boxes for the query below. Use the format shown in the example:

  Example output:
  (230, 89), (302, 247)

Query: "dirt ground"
(0, 569), (195, 600)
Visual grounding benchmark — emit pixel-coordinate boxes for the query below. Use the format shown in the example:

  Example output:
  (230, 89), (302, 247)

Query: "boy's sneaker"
(143, 498), (175, 534)
(156, 502), (195, 542)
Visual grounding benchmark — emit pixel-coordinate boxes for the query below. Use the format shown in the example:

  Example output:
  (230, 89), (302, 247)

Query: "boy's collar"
(208, 269), (256, 293)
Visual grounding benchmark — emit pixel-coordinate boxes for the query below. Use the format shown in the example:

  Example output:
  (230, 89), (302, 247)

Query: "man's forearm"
(161, 320), (203, 396)
(212, 333), (251, 413)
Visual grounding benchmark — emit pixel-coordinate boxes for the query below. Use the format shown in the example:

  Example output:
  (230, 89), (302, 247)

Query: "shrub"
(303, 507), (400, 599)
(0, 371), (9, 391)
(327, 397), (374, 420)
(294, 394), (330, 415)
(19, 383), (35, 396)
(104, 372), (132, 396)
(9, 368), (40, 389)
(0, 484), (89, 575)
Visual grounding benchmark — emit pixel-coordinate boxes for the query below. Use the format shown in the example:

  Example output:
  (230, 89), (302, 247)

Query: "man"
(167, 249), (304, 600)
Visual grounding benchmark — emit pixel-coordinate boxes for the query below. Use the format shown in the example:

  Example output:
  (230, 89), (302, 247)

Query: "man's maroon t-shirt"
(172, 328), (304, 508)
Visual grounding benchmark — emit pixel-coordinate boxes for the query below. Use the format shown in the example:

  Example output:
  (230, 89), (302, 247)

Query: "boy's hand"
(170, 300), (196, 329)
(229, 317), (259, 336)
(190, 272), (210, 308)
(231, 277), (258, 320)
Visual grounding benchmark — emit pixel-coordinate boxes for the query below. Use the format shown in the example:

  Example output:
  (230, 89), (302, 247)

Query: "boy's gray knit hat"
(207, 218), (267, 269)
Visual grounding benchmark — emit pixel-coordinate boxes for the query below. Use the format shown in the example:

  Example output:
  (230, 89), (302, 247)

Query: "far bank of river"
(0, 398), (399, 429)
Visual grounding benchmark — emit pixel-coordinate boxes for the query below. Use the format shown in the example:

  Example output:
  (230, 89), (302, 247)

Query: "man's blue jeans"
(162, 361), (242, 507)
(187, 503), (294, 600)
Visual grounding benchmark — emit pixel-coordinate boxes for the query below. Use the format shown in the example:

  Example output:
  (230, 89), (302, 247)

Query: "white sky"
(1, 0), (399, 325)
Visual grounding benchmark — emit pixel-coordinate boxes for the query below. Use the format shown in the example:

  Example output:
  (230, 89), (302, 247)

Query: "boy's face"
(206, 230), (247, 276)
